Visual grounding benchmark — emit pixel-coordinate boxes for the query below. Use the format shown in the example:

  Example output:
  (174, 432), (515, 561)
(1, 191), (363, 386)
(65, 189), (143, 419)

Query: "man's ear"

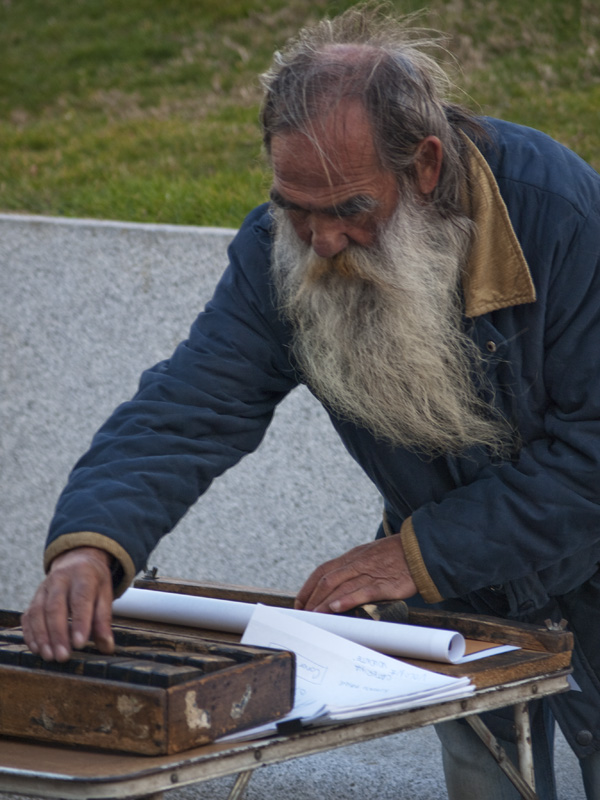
(414, 136), (443, 196)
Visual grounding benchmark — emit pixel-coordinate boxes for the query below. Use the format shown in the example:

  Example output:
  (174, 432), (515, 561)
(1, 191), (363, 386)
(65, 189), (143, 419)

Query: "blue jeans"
(436, 703), (600, 799)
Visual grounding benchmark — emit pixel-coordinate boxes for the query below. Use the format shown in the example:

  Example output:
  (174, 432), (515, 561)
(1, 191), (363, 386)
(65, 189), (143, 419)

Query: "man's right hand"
(21, 547), (115, 662)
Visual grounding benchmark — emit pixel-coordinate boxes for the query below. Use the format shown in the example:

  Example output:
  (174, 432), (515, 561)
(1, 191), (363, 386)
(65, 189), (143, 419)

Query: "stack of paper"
(220, 604), (474, 740)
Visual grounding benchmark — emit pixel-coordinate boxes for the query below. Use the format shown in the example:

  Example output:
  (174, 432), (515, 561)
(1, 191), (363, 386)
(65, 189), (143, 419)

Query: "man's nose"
(309, 215), (349, 258)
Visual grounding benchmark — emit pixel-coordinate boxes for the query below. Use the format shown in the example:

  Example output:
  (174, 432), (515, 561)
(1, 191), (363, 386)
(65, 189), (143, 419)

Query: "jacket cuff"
(44, 532), (136, 598)
(399, 517), (444, 604)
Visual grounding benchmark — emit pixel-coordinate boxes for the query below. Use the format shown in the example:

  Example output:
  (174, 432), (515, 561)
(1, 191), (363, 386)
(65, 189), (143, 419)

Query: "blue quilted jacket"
(46, 119), (600, 755)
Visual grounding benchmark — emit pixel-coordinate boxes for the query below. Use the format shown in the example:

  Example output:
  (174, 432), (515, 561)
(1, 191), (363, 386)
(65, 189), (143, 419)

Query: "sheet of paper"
(112, 588), (466, 663)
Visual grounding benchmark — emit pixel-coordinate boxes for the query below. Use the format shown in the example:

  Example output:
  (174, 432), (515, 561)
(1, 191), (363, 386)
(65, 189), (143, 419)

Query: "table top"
(0, 589), (574, 800)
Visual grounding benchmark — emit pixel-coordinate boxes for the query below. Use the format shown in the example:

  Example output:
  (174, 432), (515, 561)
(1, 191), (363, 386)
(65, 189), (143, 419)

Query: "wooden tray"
(0, 609), (294, 756)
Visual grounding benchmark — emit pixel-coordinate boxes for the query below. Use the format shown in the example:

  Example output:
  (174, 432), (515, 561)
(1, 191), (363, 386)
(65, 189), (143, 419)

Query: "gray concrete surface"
(0, 213), (585, 798)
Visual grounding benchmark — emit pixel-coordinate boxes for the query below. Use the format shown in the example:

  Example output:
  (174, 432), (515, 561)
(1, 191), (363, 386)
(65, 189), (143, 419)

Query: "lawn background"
(1, 0), (598, 228)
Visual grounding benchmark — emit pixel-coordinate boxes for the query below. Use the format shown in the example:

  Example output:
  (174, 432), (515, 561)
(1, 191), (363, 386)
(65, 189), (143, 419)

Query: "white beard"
(271, 198), (511, 456)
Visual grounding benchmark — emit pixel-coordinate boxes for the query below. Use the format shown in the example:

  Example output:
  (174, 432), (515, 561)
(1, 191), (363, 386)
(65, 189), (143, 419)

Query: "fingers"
(295, 541), (374, 611)
(295, 537), (417, 614)
(294, 560), (332, 611)
(22, 578), (70, 661)
(89, 574), (116, 655)
(298, 564), (390, 614)
(67, 550), (114, 652)
(22, 547), (115, 661)
(295, 558), (363, 613)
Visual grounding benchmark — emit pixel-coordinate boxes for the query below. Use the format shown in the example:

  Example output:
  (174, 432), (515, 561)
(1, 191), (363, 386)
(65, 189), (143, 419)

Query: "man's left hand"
(294, 535), (417, 613)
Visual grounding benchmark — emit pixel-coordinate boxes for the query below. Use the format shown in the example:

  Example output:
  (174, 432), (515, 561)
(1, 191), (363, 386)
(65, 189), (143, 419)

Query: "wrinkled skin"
(295, 535), (417, 613)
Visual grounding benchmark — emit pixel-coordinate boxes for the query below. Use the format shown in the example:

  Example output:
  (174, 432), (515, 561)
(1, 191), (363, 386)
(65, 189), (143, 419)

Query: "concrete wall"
(0, 212), (384, 612)
(0, 213), (581, 800)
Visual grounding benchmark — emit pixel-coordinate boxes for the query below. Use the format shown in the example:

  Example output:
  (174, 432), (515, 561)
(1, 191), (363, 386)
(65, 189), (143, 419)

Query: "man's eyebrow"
(332, 195), (380, 217)
(269, 189), (379, 218)
(269, 189), (300, 211)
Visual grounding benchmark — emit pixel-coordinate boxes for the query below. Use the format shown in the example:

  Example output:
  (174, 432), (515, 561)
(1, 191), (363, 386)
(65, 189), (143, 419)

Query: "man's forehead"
(270, 102), (392, 202)
(272, 102), (381, 172)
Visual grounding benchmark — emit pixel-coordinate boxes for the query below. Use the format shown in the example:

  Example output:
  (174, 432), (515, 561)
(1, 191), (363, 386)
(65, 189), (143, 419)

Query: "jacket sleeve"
(408, 173), (600, 606)
(45, 207), (298, 582)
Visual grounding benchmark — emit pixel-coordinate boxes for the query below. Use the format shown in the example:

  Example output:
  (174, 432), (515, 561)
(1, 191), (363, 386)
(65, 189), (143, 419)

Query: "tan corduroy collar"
(461, 136), (536, 318)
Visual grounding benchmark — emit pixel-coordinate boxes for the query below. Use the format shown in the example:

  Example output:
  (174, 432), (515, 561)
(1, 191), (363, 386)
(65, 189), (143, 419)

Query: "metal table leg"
(515, 702), (535, 790)
(465, 704), (538, 800)
(227, 769), (255, 800)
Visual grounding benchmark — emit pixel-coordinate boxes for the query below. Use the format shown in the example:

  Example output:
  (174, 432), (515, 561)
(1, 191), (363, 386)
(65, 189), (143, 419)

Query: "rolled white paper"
(279, 606), (465, 662)
(112, 587), (465, 663)
(113, 588), (253, 632)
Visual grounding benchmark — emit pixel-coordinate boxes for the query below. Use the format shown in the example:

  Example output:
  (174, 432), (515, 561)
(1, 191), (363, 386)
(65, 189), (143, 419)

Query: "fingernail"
(72, 631), (86, 649)
(41, 644), (53, 661)
(330, 600), (341, 613)
(56, 645), (70, 662)
(99, 634), (114, 654)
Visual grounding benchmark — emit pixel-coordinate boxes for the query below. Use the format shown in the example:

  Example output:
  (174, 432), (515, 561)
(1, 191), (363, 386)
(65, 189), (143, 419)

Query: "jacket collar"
(461, 137), (536, 318)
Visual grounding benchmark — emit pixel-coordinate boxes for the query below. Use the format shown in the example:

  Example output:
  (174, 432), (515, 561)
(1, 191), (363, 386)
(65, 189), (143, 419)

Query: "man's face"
(270, 102), (399, 259)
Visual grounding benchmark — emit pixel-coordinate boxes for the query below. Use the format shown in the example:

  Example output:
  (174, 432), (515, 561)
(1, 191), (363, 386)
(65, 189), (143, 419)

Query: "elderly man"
(22, 6), (600, 799)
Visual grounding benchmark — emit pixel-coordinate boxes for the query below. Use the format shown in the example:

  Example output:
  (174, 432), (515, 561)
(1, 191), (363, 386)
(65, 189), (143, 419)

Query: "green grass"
(0, 0), (598, 227)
